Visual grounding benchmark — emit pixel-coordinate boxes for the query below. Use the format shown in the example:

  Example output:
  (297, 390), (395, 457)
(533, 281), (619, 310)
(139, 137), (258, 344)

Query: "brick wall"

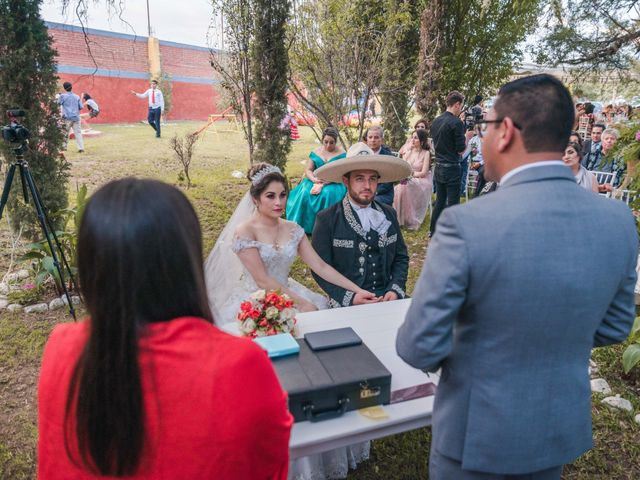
(47, 22), (220, 122)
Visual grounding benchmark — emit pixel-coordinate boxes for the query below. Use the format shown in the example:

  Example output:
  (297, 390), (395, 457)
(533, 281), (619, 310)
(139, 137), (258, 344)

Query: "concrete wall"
(47, 22), (221, 123)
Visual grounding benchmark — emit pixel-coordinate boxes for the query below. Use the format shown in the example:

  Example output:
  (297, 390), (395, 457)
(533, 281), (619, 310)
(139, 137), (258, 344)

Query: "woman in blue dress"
(287, 127), (346, 234)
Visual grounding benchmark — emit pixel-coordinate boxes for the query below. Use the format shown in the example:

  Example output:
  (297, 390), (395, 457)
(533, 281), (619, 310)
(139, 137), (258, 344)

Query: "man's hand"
(465, 130), (475, 141)
(382, 291), (398, 302)
(598, 183), (613, 193)
(353, 291), (381, 305)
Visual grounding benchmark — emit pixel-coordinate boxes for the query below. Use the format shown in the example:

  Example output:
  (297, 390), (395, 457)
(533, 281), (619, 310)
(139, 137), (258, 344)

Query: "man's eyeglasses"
(475, 118), (522, 137)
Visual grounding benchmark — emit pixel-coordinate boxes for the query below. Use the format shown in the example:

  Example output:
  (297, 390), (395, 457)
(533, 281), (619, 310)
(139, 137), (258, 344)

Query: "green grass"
(0, 121), (638, 479)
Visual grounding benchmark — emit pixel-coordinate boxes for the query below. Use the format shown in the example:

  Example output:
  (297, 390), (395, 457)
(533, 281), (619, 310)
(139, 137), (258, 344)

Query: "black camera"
(2, 109), (30, 154)
(463, 105), (483, 131)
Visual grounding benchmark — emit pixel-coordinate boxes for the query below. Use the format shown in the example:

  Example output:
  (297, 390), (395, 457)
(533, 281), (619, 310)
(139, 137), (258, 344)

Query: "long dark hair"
(65, 178), (212, 476)
(414, 129), (430, 151)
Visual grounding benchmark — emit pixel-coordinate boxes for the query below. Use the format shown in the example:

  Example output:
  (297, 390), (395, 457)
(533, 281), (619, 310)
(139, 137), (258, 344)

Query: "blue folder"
(253, 333), (300, 358)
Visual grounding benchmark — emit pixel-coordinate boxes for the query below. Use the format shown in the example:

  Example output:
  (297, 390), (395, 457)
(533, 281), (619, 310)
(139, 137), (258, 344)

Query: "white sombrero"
(314, 142), (412, 183)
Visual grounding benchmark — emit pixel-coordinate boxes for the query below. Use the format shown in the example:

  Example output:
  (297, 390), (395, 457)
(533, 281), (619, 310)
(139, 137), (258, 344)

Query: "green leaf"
(622, 343), (640, 374)
(630, 316), (640, 339)
(42, 256), (62, 289)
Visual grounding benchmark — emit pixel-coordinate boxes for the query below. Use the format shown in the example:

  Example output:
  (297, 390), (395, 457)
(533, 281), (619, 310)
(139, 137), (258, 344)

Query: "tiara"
(251, 164), (282, 185)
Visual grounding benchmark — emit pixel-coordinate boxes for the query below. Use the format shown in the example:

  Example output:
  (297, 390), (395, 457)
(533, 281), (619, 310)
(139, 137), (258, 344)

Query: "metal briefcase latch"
(360, 382), (381, 399)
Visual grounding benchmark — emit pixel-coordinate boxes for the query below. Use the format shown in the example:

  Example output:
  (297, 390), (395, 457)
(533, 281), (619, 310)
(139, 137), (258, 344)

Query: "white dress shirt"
(500, 160), (565, 186)
(136, 88), (164, 110)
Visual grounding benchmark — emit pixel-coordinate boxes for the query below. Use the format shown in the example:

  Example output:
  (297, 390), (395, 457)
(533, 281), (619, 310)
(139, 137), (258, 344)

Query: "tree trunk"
(415, 0), (445, 118)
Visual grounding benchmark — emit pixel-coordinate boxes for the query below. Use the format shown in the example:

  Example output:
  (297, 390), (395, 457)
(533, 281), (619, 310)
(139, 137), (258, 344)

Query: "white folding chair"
(611, 189), (636, 206)
(465, 169), (479, 201)
(591, 170), (617, 197)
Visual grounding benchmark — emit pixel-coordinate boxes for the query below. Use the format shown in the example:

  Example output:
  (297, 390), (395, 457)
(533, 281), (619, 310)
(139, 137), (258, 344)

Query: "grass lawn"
(0, 121), (638, 479)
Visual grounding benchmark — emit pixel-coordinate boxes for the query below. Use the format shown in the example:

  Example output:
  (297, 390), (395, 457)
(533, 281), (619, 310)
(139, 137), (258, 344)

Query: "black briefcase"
(271, 339), (391, 422)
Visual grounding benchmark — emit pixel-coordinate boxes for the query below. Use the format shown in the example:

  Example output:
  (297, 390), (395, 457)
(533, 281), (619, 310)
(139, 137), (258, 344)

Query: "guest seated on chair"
(393, 129), (433, 229)
(563, 141), (598, 193)
(287, 127), (346, 234)
(38, 178), (292, 480)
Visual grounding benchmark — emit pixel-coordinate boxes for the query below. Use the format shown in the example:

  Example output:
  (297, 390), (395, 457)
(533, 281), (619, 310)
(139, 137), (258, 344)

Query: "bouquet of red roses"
(236, 289), (298, 338)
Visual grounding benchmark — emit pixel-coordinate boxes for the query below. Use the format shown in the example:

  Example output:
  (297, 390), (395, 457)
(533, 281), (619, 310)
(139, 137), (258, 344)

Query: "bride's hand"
(298, 300), (318, 313)
(353, 290), (381, 305)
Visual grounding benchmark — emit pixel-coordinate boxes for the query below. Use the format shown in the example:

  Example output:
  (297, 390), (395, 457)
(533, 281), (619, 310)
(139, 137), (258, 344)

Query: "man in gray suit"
(396, 74), (637, 480)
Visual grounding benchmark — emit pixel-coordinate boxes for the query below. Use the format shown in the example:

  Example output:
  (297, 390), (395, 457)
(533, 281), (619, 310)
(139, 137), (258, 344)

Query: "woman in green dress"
(286, 127), (346, 234)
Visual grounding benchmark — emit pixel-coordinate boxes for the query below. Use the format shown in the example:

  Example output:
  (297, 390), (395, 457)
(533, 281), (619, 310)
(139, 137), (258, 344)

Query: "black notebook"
(304, 327), (363, 351)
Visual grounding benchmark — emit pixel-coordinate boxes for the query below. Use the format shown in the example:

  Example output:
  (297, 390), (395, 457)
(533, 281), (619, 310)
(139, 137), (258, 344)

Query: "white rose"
(265, 306), (279, 319)
(250, 289), (266, 302)
(280, 308), (295, 321)
(241, 319), (256, 333)
(285, 319), (295, 332)
(256, 329), (267, 337)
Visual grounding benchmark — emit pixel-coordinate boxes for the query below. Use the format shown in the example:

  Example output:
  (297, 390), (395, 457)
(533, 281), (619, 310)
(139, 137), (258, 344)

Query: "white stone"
(61, 295), (81, 306)
(635, 414), (640, 425)
(0, 299), (8, 310)
(49, 298), (65, 311)
(24, 303), (48, 314)
(589, 359), (597, 368)
(0, 282), (8, 295)
(590, 378), (612, 394)
(7, 304), (22, 312)
(5, 269), (29, 282)
(601, 395), (633, 412)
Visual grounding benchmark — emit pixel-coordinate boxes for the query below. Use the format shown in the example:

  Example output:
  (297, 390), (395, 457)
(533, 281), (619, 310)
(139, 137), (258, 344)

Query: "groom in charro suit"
(397, 74), (637, 479)
(311, 143), (411, 308)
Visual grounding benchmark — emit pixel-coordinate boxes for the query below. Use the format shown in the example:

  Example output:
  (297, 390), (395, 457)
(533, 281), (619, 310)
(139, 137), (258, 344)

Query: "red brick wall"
(49, 24), (220, 123)
(50, 29), (148, 74)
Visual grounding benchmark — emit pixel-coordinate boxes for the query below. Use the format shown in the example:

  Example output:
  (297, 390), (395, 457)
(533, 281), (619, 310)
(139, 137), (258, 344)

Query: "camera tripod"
(0, 148), (78, 318)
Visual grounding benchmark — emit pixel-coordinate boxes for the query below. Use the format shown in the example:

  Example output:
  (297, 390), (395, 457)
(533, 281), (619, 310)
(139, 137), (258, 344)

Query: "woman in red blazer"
(38, 179), (293, 479)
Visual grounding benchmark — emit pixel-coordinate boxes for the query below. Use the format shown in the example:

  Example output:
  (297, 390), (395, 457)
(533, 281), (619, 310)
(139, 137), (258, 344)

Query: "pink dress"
(393, 148), (432, 230)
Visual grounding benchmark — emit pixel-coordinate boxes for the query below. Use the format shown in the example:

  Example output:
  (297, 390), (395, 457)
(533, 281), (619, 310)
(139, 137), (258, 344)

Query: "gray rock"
(635, 413), (640, 425)
(590, 378), (612, 394)
(61, 295), (81, 306)
(601, 395), (633, 412)
(0, 299), (8, 310)
(5, 269), (29, 282)
(0, 282), (8, 295)
(49, 298), (65, 311)
(24, 303), (49, 314)
(7, 304), (22, 312)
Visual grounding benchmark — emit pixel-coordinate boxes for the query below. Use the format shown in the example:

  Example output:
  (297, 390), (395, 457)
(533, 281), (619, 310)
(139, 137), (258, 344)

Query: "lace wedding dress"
(215, 224), (328, 326)
(204, 194), (370, 479)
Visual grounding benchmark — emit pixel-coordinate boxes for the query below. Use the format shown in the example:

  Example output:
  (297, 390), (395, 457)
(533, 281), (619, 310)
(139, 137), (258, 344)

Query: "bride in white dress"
(204, 163), (376, 480)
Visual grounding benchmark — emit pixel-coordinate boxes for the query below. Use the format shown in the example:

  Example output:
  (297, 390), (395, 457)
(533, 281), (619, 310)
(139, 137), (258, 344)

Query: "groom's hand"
(382, 291), (398, 302)
(353, 291), (380, 305)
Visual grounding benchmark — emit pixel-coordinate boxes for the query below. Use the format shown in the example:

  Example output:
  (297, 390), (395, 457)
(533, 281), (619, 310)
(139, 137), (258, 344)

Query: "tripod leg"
(34, 180), (81, 296)
(20, 166), (76, 319)
(18, 163), (29, 204)
(0, 163), (17, 219)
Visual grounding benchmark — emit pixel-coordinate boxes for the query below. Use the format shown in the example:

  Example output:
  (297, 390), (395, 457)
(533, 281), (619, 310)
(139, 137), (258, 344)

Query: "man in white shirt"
(131, 79), (164, 138)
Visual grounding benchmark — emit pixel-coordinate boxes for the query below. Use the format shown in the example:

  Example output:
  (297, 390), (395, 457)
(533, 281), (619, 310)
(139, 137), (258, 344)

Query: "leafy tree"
(379, 0), (422, 150)
(0, 0), (69, 239)
(250, 0), (292, 170)
(416, 0), (542, 117)
(211, 0), (256, 160)
(288, 0), (391, 147)
(533, 0), (640, 73)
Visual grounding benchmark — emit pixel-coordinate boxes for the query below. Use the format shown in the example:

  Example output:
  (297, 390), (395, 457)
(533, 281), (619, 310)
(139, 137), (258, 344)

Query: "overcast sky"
(40, 0), (219, 48)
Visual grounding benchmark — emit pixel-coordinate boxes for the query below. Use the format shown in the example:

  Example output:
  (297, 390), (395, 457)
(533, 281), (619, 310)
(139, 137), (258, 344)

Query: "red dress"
(38, 317), (293, 479)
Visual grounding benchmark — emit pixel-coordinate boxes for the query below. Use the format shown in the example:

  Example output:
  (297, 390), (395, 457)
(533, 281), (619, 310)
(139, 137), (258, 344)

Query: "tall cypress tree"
(250, 0), (291, 171)
(0, 0), (69, 239)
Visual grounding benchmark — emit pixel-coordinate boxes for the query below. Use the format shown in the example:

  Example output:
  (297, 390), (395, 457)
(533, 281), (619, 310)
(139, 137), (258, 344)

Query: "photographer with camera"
(428, 91), (474, 237)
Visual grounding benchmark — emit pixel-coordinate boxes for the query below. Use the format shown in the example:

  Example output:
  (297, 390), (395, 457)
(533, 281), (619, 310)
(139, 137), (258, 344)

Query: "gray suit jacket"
(396, 163), (637, 474)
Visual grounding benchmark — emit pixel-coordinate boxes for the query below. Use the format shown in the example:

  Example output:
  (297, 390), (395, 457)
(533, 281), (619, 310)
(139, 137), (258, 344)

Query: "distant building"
(47, 21), (221, 123)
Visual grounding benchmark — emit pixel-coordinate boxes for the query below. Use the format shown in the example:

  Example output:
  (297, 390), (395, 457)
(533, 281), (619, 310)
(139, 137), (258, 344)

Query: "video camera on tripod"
(1, 109), (30, 154)
(0, 108), (78, 318)
(463, 95), (484, 132)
